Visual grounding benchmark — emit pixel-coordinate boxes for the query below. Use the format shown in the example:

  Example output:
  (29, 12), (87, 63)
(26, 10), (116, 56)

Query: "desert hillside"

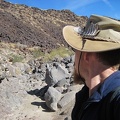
(0, 0), (87, 53)
(0, 0), (86, 120)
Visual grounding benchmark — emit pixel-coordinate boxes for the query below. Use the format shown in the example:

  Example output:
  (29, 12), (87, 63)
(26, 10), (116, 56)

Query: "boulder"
(45, 63), (70, 86)
(44, 87), (62, 111)
(58, 91), (76, 108)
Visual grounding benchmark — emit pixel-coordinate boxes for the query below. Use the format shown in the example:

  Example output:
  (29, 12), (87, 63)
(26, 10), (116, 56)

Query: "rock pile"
(0, 54), (83, 120)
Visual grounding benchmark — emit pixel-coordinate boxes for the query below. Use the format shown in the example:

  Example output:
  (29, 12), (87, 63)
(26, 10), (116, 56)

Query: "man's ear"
(82, 52), (90, 63)
(83, 52), (96, 64)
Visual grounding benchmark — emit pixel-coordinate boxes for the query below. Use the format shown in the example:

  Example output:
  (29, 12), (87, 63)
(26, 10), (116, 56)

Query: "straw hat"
(63, 14), (120, 52)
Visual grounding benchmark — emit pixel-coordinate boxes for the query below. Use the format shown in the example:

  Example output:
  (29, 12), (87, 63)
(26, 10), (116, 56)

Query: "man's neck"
(86, 67), (117, 97)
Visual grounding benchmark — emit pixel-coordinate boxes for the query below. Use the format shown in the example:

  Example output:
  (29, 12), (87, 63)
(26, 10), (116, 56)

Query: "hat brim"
(63, 25), (120, 52)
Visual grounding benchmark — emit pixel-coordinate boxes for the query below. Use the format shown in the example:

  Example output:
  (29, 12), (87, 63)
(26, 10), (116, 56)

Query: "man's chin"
(73, 70), (85, 84)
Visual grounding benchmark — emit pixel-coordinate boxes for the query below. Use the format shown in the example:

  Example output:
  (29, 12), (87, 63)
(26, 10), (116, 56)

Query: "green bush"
(11, 54), (24, 63)
(32, 49), (44, 58)
(43, 46), (74, 62)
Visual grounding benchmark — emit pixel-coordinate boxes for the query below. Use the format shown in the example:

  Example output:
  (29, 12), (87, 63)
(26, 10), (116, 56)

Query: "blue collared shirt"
(72, 71), (120, 120)
(89, 71), (120, 102)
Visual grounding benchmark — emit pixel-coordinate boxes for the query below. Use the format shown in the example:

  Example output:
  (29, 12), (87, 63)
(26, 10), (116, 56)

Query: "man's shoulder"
(110, 86), (120, 102)
(75, 85), (89, 101)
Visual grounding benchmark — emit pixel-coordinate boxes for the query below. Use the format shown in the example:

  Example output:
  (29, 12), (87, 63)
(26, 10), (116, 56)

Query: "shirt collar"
(88, 71), (120, 102)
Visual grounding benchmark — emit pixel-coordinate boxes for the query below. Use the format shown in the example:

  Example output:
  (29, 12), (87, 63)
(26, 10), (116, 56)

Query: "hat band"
(74, 22), (100, 39)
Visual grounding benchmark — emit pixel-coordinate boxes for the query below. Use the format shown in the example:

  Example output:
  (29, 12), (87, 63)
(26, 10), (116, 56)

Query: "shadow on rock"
(31, 101), (54, 112)
(27, 85), (49, 100)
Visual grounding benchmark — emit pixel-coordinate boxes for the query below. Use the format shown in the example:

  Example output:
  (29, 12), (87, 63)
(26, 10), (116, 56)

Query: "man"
(62, 15), (120, 120)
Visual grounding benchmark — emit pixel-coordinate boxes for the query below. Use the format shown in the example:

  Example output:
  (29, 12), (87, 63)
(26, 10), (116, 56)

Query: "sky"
(6, 0), (120, 19)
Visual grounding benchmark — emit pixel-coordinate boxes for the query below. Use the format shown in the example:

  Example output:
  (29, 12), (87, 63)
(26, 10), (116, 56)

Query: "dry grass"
(0, 42), (74, 63)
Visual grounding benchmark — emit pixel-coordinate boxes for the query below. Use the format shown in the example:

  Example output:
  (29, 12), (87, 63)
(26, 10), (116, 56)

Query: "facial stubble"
(73, 69), (85, 84)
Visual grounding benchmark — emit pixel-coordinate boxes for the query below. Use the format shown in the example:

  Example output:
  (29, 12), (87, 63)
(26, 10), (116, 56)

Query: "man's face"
(74, 50), (85, 84)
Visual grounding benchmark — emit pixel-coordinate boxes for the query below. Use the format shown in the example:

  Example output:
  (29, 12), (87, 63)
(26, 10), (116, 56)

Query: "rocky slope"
(0, 0), (87, 120)
(0, 42), (84, 120)
(0, 0), (87, 52)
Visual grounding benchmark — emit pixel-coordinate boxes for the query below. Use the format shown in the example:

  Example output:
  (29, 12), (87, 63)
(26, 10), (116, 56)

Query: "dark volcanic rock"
(0, 0), (87, 52)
